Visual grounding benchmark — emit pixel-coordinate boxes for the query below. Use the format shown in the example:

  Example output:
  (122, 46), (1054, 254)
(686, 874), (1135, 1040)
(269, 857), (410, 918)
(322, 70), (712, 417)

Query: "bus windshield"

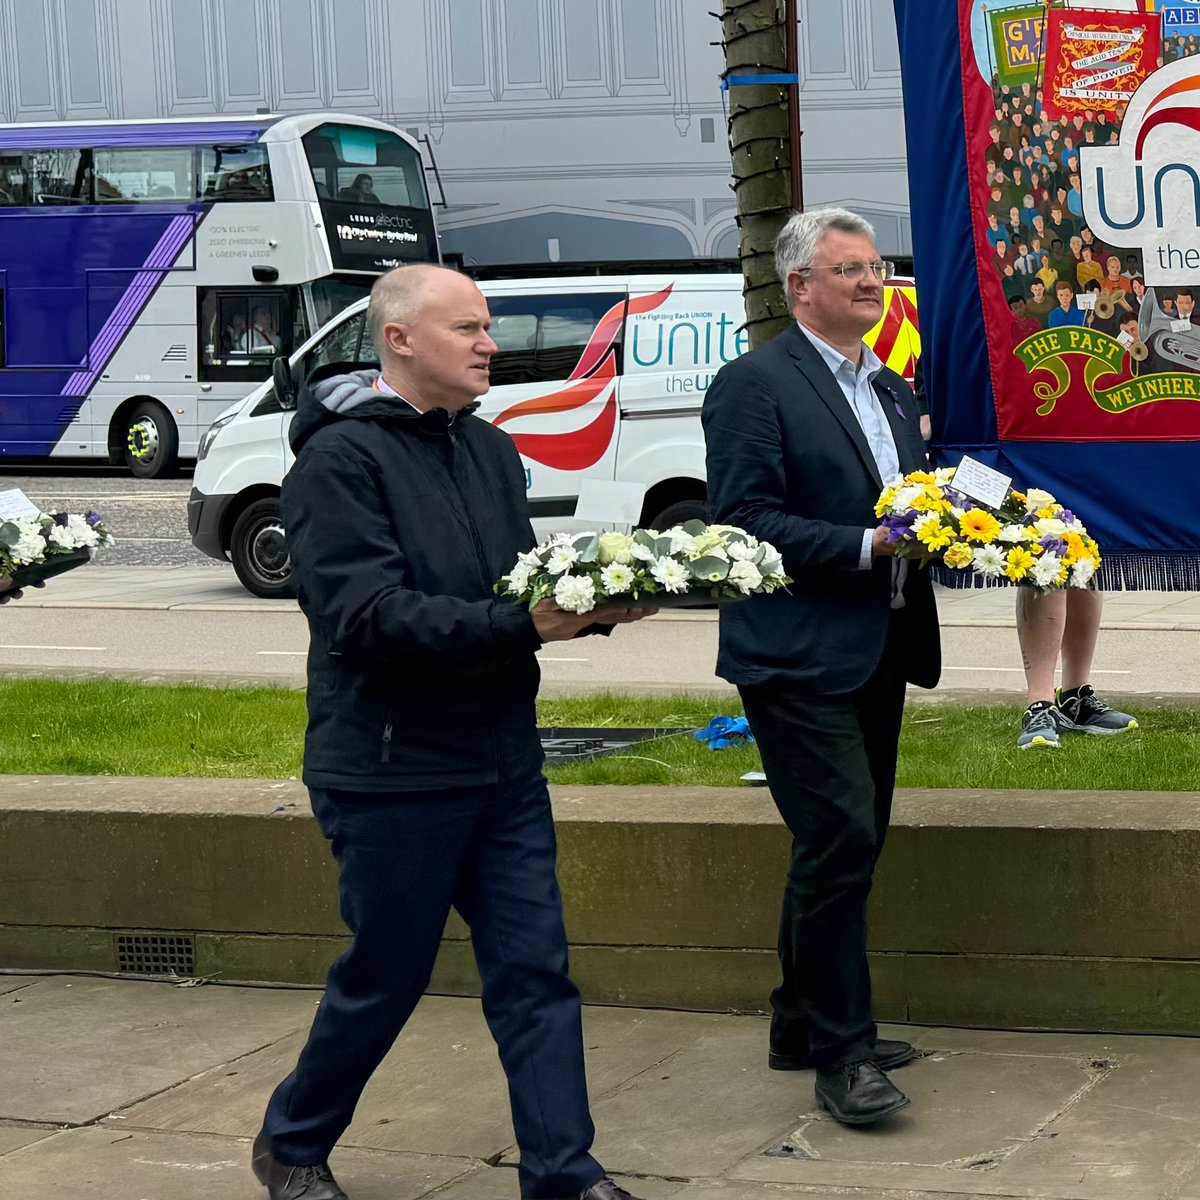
(303, 122), (438, 270)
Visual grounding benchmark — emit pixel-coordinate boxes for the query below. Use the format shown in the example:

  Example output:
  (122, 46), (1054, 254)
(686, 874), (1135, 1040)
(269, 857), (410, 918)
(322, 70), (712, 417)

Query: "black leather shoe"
(557, 1179), (644, 1200)
(814, 1061), (911, 1126)
(252, 1131), (348, 1200)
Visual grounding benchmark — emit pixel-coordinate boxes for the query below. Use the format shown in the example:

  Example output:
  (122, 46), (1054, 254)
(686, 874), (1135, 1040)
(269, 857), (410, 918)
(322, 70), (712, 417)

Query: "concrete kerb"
(4, 775), (1200, 1033)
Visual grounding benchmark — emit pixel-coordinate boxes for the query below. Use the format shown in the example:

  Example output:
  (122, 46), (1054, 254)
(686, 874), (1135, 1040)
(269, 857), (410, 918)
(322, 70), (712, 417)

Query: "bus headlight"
(197, 413), (236, 462)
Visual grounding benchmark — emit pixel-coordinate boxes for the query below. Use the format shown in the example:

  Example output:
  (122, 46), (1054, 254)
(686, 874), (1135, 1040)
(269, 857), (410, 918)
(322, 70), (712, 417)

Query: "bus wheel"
(647, 497), (708, 530)
(123, 400), (179, 479)
(230, 498), (296, 599)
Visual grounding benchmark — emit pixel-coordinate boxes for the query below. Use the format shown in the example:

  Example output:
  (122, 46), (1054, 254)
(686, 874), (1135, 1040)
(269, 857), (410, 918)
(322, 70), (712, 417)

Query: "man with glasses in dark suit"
(702, 208), (941, 1127)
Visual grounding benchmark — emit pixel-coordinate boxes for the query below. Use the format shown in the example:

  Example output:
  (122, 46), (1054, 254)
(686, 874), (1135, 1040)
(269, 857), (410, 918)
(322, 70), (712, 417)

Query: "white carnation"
(758, 543), (784, 577)
(668, 529), (698, 556)
(553, 573), (597, 613)
(65, 514), (101, 548)
(600, 562), (636, 594)
(630, 541), (657, 563)
(650, 555), (690, 593)
(10, 536), (45, 565)
(892, 485), (923, 513)
(726, 540), (758, 562)
(728, 561), (764, 594)
(1070, 558), (1096, 587)
(1029, 552), (1064, 588)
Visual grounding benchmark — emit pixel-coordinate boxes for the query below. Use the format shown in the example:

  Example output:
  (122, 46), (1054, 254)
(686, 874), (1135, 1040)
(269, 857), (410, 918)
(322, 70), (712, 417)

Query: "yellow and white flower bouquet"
(497, 521), (791, 613)
(875, 468), (1101, 590)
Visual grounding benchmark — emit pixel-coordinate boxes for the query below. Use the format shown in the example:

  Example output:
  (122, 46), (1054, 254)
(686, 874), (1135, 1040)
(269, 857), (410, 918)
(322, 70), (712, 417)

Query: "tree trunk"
(719, 0), (796, 349)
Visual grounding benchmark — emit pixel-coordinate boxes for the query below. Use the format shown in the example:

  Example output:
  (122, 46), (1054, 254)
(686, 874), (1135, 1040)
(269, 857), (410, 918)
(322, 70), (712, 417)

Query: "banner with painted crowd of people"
(894, 0), (1200, 584)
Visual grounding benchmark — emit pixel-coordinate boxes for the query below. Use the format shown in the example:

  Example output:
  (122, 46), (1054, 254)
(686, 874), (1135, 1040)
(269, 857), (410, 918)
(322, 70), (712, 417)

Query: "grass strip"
(0, 678), (1191, 791)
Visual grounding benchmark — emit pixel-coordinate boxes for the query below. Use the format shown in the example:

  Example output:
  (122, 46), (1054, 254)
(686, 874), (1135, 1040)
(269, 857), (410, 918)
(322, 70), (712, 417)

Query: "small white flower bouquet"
(0, 510), (115, 588)
(496, 520), (791, 613)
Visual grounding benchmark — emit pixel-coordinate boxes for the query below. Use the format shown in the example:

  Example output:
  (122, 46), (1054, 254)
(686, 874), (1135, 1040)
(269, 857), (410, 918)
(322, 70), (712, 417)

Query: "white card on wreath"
(953, 455), (1012, 510)
(574, 478), (645, 529)
(0, 489), (41, 521)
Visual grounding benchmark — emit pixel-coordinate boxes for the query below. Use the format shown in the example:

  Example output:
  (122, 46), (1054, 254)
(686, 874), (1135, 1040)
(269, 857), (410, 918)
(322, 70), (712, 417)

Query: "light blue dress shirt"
(796, 322), (907, 604)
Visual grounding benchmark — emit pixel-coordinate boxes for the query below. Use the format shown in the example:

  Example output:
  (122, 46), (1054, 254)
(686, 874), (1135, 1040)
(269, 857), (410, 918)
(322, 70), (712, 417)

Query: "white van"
(188, 272), (919, 597)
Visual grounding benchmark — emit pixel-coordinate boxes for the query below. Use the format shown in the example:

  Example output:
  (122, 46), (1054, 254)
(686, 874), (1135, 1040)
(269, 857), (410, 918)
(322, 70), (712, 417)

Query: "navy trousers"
(738, 622), (907, 1069)
(262, 771), (604, 1199)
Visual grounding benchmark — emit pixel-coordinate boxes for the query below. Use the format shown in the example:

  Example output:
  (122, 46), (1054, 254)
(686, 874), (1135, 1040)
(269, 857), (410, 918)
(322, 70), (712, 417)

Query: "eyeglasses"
(803, 260), (896, 282)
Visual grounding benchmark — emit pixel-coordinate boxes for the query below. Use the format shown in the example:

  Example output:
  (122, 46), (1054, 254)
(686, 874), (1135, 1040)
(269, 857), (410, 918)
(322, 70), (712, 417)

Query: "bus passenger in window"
(339, 172), (379, 203)
(240, 307), (282, 355)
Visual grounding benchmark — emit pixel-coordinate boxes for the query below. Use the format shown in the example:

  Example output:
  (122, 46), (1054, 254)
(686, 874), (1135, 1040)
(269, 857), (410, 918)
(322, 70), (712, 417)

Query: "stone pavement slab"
(0, 1127), (476, 1200)
(0, 975), (319, 1125)
(6, 979), (1200, 1200)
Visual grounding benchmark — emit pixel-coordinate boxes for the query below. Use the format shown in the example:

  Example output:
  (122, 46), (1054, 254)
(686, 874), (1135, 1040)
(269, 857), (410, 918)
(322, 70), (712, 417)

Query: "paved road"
(2, 473), (1198, 695)
(3, 565), (1199, 696)
(1, 468), (214, 569)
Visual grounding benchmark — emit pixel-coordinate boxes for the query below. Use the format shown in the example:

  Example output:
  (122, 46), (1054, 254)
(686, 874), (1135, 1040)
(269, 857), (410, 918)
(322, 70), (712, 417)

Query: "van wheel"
(122, 400), (178, 479)
(647, 497), (708, 530)
(230, 498), (296, 599)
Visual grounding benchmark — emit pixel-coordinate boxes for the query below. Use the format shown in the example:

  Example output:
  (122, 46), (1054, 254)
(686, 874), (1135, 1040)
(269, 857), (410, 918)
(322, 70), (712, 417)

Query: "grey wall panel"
(3, 0), (911, 263)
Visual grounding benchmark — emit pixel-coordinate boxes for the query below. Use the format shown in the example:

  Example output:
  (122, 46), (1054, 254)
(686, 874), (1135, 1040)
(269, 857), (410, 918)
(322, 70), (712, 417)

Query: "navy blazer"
(702, 322), (941, 694)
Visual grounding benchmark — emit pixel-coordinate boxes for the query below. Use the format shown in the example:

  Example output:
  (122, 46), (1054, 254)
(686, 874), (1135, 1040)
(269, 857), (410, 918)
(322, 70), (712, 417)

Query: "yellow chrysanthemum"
(1004, 546), (1035, 581)
(1036, 506), (1059, 520)
(914, 513), (954, 550)
(907, 471), (936, 484)
(958, 509), (1002, 544)
(1010, 490), (1026, 504)
(942, 541), (974, 569)
(874, 488), (898, 518)
(1063, 532), (1086, 565)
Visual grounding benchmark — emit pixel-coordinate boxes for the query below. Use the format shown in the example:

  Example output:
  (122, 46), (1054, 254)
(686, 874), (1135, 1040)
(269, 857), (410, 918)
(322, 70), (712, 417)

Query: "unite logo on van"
(492, 284), (674, 471)
(1083, 56), (1200, 284)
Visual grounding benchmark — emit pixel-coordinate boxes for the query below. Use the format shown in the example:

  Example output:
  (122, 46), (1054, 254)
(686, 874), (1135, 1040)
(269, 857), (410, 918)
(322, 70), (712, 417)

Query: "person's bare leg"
(1060, 588), (1103, 692)
(1016, 587), (1066, 704)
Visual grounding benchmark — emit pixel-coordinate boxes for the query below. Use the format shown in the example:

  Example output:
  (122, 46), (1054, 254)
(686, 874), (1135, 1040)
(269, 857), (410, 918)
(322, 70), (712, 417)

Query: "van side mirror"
(272, 355), (298, 410)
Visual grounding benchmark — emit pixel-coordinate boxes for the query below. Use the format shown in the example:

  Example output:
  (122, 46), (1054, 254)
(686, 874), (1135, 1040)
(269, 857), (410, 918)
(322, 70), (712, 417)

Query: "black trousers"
(739, 623), (907, 1069)
(261, 771), (604, 1200)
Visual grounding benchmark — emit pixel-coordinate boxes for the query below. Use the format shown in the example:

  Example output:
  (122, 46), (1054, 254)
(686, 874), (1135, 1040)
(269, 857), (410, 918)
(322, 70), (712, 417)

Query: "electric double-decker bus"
(0, 111), (438, 477)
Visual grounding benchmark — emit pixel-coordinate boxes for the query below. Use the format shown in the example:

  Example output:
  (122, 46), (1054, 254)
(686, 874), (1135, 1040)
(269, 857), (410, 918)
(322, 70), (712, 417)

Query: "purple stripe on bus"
(0, 121), (277, 150)
(62, 215), (198, 393)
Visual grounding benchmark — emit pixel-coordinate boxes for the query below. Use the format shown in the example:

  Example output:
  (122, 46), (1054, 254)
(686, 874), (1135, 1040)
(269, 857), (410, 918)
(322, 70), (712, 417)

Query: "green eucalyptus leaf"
(0, 522), (20, 549)
(633, 529), (658, 550)
(681, 519), (707, 537)
(688, 555), (730, 581)
(572, 533), (600, 561)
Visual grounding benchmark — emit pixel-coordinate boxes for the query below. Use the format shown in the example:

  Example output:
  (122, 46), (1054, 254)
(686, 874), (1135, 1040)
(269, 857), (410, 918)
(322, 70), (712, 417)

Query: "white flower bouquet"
(496, 520), (791, 613)
(0, 510), (115, 588)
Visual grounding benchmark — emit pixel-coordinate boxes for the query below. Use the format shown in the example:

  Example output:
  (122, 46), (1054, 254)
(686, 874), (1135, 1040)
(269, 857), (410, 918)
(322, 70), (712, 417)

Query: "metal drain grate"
(114, 933), (196, 976)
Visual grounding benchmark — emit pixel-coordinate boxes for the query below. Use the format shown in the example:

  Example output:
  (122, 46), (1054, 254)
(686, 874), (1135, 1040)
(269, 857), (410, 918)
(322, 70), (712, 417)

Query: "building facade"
(0, 0), (910, 263)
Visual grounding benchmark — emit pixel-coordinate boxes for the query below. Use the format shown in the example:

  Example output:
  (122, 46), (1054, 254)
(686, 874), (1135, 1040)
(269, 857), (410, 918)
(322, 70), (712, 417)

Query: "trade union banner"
(1042, 7), (1161, 119)
(893, 0), (1200, 585)
(988, 4), (1046, 87)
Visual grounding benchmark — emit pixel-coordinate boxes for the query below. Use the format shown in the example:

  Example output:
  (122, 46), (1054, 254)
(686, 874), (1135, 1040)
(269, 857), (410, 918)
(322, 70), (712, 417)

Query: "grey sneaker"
(1017, 701), (1064, 750)
(1057, 685), (1138, 735)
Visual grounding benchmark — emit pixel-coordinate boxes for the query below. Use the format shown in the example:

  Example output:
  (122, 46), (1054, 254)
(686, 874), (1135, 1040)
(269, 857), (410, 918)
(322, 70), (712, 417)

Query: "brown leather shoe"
(252, 1131), (348, 1200)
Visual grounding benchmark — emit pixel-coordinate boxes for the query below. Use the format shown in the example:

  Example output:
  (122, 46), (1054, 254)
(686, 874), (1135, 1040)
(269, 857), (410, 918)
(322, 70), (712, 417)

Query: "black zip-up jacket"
(281, 370), (545, 792)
